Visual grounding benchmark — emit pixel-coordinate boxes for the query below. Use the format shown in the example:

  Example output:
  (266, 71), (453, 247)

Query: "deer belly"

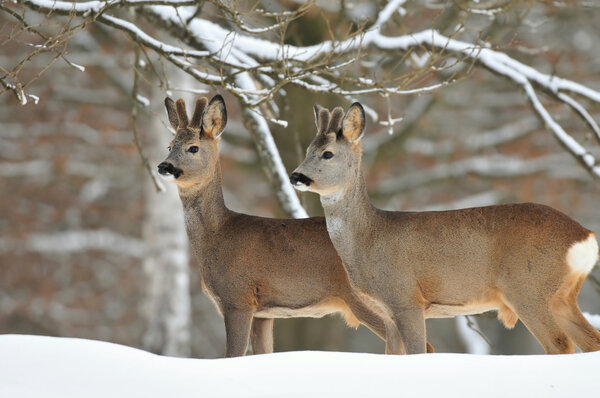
(425, 302), (499, 318)
(254, 299), (344, 319)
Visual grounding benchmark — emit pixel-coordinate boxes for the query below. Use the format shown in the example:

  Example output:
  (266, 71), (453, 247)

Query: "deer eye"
(167, 146), (171, 152)
(188, 146), (199, 153)
(322, 151), (334, 159)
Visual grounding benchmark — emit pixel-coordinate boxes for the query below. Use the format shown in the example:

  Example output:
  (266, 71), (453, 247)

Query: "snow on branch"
(18, 0), (600, 191)
(211, 0), (312, 35)
(23, 0), (197, 13)
(373, 0), (407, 29)
(240, 106), (307, 218)
(557, 92), (600, 145)
(21, 1), (222, 85)
(188, 13), (308, 218)
(146, 5), (600, 177)
(21, 0), (308, 218)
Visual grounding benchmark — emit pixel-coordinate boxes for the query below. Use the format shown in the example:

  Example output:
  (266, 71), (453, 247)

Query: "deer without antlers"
(291, 102), (600, 355)
(156, 95), (433, 356)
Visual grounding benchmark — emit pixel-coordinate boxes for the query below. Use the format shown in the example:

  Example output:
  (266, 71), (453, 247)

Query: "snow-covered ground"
(1, 335), (598, 398)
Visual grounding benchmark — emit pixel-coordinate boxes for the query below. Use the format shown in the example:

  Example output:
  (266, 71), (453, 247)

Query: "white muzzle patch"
(159, 173), (176, 182)
(293, 183), (309, 191)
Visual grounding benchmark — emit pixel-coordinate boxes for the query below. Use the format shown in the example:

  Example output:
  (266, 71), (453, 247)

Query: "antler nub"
(164, 97), (179, 130)
(329, 107), (344, 135)
(175, 99), (189, 128)
(318, 109), (331, 135)
(190, 97), (209, 129)
(314, 104), (344, 135)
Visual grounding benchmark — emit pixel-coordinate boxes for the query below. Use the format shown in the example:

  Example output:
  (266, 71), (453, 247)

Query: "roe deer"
(156, 95), (432, 357)
(291, 102), (600, 355)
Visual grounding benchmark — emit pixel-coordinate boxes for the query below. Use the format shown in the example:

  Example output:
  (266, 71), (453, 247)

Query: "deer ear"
(202, 95), (227, 139)
(165, 97), (179, 130)
(342, 102), (366, 143)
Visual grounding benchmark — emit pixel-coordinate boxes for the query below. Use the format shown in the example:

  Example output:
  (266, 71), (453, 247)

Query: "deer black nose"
(157, 162), (171, 175)
(290, 172), (312, 186)
(157, 162), (183, 178)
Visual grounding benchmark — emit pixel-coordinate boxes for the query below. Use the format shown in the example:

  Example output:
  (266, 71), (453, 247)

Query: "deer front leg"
(391, 307), (427, 355)
(384, 318), (406, 354)
(250, 317), (274, 354)
(223, 309), (253, 357)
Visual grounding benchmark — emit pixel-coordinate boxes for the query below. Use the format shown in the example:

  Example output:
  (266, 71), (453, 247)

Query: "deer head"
(290, 102), (366, 198)
(157, 95), (227, 190)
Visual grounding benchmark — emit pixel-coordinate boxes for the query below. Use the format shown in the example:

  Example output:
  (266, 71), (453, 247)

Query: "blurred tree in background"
(1, 0), (599, 357)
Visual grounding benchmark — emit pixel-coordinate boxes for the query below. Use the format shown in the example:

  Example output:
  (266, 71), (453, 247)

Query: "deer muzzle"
(157, 162), (183, 179)
(289, 172), (313, 191)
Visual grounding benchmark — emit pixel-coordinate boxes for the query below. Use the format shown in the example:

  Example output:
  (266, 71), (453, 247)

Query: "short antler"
(190, 97), (209, 129)
(329, 107), (344, 135)
(313, 104), (346, 136)
(165, 97), (179, 130)
(314, 104), (330, 135)
(175, 99), (189, 129)
(165, 96), (213, 131)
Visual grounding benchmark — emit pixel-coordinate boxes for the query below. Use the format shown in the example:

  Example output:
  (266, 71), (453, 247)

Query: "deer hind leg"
(223, 309), (254, 357)
(505, 296), (574, 354)
(554, 302), (600, 352)
(250, 317), (274, 354)
(552, 276), (600, 352)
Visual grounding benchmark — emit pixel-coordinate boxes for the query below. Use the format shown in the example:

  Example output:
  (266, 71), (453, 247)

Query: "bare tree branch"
(15, 0), (600, 210)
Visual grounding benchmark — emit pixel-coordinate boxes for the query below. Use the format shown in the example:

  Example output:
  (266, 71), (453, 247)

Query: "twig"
(131, 40), (164, 192)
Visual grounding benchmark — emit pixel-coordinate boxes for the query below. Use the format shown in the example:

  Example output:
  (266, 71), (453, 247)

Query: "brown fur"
(316, 107), (330, 135)
(158, 96), (431, 357)
(189, 97), (208, 129)
(292, 103), (600, 355)
(175, 99), (189, 128)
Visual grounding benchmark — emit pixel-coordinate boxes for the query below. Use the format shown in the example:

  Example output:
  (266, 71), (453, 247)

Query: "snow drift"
(0, 334), (598, 397)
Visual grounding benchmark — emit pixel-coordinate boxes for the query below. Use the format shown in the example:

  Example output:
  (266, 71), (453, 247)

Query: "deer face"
(158, 95), (227, 190)
(291, 103), (365, 197)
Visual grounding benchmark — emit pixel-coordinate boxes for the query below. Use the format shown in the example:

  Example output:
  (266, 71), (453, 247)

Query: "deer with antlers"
(156, 95), (435, 356)
(291, 102), (600, 354)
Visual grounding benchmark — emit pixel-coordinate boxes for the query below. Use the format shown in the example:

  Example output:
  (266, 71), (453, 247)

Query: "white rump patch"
(566, 233), (599, 275)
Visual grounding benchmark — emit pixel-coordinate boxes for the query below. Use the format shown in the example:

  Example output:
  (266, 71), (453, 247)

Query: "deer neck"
(320, 165), (375, 243)
(178, 160), (230, 234)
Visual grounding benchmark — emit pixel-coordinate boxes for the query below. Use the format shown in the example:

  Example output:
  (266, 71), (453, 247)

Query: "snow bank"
(0, 335), (598, 397)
